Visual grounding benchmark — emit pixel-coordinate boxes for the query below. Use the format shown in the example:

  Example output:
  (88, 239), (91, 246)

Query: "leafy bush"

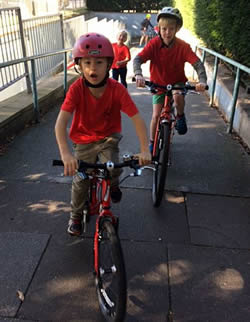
(174, 0), (249, 67)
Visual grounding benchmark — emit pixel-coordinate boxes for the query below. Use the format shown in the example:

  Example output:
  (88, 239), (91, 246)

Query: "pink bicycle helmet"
(72, 33), (114, 65)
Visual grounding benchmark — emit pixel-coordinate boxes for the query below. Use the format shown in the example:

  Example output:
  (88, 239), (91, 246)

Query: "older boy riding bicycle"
(133, 7), (208, 153)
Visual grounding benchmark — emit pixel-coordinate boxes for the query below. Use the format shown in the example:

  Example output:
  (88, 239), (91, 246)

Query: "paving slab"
(127, 83), (250, 197)
(167, 94), (250, 197)
(0, 107), (62, 182)
(16, 239), (169, 322)
(186, 193), (250, 249)
(0, 180), (70, 236)
(168, 244), (250, 322)
(0, 232), (50, 318)
(113, 188), (189, 244)
(0, 179), (175, 321)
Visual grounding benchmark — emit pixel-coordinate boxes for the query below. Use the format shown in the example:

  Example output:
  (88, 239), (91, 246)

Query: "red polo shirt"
(138, 36), (199, 90)
(61, 78), (138, 144)
(111, 43), (131, 69)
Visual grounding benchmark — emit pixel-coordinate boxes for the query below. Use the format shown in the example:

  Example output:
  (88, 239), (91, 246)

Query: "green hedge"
(174, 0), (250, 67)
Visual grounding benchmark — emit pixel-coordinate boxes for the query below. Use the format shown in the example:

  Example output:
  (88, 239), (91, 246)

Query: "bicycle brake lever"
(145, 85), (157, 94)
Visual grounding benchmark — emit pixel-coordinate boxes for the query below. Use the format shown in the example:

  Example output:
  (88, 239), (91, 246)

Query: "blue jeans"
(112, 67), (128, 88)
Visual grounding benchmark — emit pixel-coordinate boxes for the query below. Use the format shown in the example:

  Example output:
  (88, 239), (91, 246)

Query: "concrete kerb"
(0, 71), (78, 143)
(204, 60), (250, 149)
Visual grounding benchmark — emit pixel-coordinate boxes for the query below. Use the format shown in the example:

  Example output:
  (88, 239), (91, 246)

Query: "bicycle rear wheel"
(152, 122), (171, 207)
(96, 219), (127, 322)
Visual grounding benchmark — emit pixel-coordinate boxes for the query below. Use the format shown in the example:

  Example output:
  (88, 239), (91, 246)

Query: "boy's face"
(117, 32), (127, 44)
(159, 18), (178, 45)
(79, 57), (109, 85)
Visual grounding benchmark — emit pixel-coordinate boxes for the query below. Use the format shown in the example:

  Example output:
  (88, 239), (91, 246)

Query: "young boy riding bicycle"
(133, 7), (208, 153)
(55, 33), (151, 236)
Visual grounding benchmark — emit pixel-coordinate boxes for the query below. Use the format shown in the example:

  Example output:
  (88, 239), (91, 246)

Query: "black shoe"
(67, 219), (82, 236)
(175, 114), (188, 135)
(111, 186), (122, 203)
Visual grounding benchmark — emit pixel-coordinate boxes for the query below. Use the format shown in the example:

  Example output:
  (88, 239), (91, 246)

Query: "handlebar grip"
(53, 159), (64, 166)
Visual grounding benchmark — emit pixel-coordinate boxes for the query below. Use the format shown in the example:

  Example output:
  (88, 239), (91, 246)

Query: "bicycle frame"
(90, 171), (117, 275)
(152, 93), (175, 157)
(146, 81), (202, 207)
(53, 156), (142, 321)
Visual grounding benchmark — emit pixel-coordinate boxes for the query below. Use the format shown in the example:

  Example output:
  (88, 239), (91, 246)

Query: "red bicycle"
(53, 155), (142, 322)
(144, 81), (208, 207)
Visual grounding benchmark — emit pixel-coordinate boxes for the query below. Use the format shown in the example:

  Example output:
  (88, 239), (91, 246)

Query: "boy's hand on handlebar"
(195, 83), (207, 92)
(61, 153), (78, 176)
(135, 151), (152, 166)
(135, 74), (145, 88)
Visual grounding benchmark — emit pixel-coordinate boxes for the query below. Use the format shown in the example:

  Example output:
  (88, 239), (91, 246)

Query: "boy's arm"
(117, 56), (130, 65)
(133, 55), (146, 87)
(130, 113), (151, 165)
(116, 47), (131, 66)
(133, 54), (143, 76)
(55, 109), (78, 176)
(192, 59), (208, 91)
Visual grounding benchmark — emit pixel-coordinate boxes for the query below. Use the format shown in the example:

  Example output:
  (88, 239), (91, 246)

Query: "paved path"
(0, 48), (250, 322)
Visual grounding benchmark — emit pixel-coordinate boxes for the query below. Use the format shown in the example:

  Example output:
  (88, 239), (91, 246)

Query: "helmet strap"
(84, 72), (109, 88)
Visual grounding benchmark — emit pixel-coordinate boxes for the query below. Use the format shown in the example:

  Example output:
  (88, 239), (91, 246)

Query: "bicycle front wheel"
(152, 122), (171, 207)
(96, 219), (127, 322)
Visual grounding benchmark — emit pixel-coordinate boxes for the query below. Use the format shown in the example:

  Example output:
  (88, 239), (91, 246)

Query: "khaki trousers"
(70, 133), (122, 220)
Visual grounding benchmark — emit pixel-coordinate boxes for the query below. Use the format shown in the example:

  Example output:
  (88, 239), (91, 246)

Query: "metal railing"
(0, 47), (71, 122)
(196, 45), (250, 133)
(0, 7), (64, 94)
(0, 7), (31, 92)
(23, 13), (64, 82)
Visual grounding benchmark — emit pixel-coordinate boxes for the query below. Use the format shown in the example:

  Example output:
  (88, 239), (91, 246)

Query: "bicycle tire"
(152, 122), (171, 207)
(96, 219), (127, 322)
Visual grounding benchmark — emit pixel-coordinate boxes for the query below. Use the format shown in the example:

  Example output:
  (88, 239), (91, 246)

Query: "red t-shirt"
(138, 36), (199, 91)
(111, 43), (131, 69)
(61, 78), (138, 144)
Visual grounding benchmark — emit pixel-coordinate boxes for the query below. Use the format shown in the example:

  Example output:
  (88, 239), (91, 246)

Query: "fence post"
(201, 49), (206, 64)
(30, 59), (39, 122)
(59, 14), (65, 49)
(209, 56), (219, 107)
(227, 68), (240, 134)
(17, 8), (32, 94)
(63, 52), (67, 98)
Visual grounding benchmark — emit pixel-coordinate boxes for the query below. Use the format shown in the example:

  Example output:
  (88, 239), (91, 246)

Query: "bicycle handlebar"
(132, 77), (209, 93)
(52, 156), (140, 171)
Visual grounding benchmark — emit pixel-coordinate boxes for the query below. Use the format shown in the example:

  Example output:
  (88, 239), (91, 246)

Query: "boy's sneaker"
(67, 219), (82, 236)
(175, 114), (187, 135)
(111, 186), (122, 203)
